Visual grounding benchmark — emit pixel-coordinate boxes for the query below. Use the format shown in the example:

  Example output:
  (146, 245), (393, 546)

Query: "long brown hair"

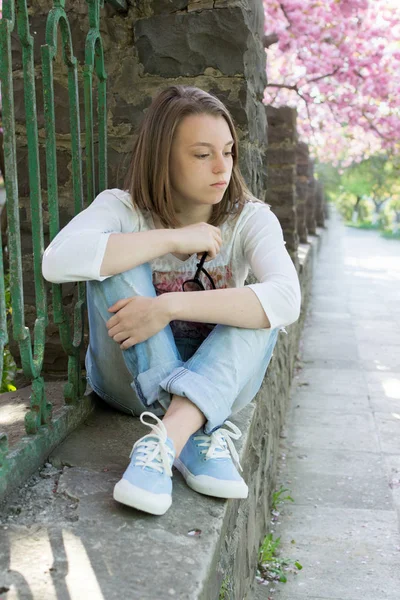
(123, 85), (254, 228)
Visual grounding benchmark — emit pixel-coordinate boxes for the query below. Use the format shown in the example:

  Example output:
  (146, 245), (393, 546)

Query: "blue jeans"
(85, 263), (279, 434)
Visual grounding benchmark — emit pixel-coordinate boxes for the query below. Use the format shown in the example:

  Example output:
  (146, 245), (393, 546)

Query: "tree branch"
(307, 67), (340, 84)
(263, 33), (279, 48)
(279, 2), (292, 27)
(266, 82), (299, 91)
(361, 112), (393, 142)
(267, 67), (340, 93)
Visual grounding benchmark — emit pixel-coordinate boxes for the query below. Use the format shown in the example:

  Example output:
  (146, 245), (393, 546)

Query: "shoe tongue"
(138, 436), (171, 472)
(140, 435), (175, 463)
(143, 435), (160, 444)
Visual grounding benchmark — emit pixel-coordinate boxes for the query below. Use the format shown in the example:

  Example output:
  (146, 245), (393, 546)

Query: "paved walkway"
(255, 211), (400, 600)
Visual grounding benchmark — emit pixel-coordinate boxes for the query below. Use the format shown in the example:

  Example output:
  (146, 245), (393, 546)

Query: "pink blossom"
(263, 0), (400, 163)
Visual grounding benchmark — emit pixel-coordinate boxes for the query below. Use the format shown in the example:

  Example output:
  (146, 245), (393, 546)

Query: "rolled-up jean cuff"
(158, 367), (229, 434)
(134, 359), (184, 406)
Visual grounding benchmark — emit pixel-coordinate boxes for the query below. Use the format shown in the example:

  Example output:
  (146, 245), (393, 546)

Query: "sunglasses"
(182, 252), (216, 292)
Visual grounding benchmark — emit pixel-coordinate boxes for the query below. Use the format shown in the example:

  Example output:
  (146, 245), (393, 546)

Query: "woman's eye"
(195, 152), (233, 159)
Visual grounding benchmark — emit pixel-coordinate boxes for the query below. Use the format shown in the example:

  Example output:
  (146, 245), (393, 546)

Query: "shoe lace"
(130, 412), (173, 477)
(194, 421), (243, 471)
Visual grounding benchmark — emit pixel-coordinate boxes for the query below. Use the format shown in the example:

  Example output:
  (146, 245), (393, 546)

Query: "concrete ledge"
(0, 391), (96, 500)
(0, 231), (323, 599)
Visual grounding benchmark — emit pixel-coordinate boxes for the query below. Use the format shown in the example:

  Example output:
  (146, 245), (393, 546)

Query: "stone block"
(265, 105), (297, 130)
(267, 125), (293, 144)
(270, 205), (298, 248)
(134, 10), (250, 77)
(315, 180), (325, 228)
(241, 0), (266, 39)
(266, 187), (296, 208)
(306, 161), (317, 235)
(240, 144), (268, 200)
(296, 201), (308, 243)
(296, 163), (309, 176)
(188, 0), (214, 11)
(152, 0), (189, 14)
(268, 165), (296, 187)
(15, 145), (47, 198)
(296, 140), (309, 161)
(267, 147), (296, 165)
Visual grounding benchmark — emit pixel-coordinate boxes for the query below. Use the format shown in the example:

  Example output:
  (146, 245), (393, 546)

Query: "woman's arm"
(42, 189), (221, 284)
(159, 287), (270, 329)
(106, 287), (269, 350)
(99, 229), (176, 278)
(42, 190), (176, 284)
(105, 205), (301, 348)
(159, 205), (301, 331)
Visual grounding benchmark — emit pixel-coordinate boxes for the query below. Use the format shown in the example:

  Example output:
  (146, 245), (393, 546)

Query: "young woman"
(42, 85), (301, 516)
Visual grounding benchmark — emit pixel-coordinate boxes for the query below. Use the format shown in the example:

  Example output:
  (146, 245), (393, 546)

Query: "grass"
(218, 575), (230, 600)
(256, 487), (302, 586)
(381, 230), (400, 240)
(345, 220), (400, 241)
(345, 221), (380, 230)
(257, 534), (302, 584)
(271, 486), (294, 512)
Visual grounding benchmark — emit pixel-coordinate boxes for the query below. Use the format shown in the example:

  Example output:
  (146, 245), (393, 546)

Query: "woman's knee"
(88, 262), (156, 305)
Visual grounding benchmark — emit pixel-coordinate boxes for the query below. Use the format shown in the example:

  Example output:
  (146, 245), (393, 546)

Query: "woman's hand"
(106, 296), (171, 349)
(173, 222), (222, 261)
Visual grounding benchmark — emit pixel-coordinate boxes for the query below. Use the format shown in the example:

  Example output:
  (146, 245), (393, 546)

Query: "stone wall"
(265, 106), (299, 264)
(10, 0), (269, 373)
(205, 235), (319, 600)
(296, 141), (309, 243)
(315, 180), (326, 228)
(306, 158), (317, 235)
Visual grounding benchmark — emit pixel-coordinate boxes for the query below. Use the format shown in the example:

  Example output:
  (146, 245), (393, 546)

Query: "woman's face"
(169, 113), (234, 215)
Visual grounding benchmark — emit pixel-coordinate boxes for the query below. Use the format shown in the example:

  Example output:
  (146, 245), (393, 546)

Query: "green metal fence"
(0, 0), (126, 495)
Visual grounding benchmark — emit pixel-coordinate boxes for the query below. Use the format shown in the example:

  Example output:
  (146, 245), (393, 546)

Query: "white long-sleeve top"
(42, 188), (301, 336)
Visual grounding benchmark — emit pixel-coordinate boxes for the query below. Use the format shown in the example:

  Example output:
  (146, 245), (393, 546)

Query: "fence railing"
(0, 0), (126, 487)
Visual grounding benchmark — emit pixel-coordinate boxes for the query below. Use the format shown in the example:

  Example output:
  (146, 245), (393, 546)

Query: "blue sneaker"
(113, 412), (175, 515)
(174, 421), (248, 499)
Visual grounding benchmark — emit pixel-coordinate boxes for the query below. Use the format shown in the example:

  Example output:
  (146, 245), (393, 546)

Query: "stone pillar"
(295, 142), (309, 243)
(306, 158), (317, 235)
(265, 106), (298, 263)
(315, 180), (325, 228)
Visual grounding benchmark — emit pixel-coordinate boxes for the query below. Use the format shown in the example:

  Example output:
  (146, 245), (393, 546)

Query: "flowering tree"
(263, 0), (400, 164)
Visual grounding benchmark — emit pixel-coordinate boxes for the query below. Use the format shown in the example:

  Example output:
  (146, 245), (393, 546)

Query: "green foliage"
(381, 229), (400, 240)
(271, 486), (294, 511)
(317, 154), (400, 235)
(1, 272), (17, 394)
(256, 487), (301, 585)
(257, 534), (302, 584)
(219, 575), (230, 600)
(345, 221), (380, 230)
(4, 273), (11, 313)
(315, 162), (342, 202)
(1, 349), (17, 393)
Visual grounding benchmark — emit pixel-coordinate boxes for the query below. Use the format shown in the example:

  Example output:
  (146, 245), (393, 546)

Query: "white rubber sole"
(174, 458), (248, 499)
(113, 478), (172, 516)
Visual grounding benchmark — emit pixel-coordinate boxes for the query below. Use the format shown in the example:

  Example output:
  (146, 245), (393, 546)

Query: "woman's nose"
(213, 154), (227, 172)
